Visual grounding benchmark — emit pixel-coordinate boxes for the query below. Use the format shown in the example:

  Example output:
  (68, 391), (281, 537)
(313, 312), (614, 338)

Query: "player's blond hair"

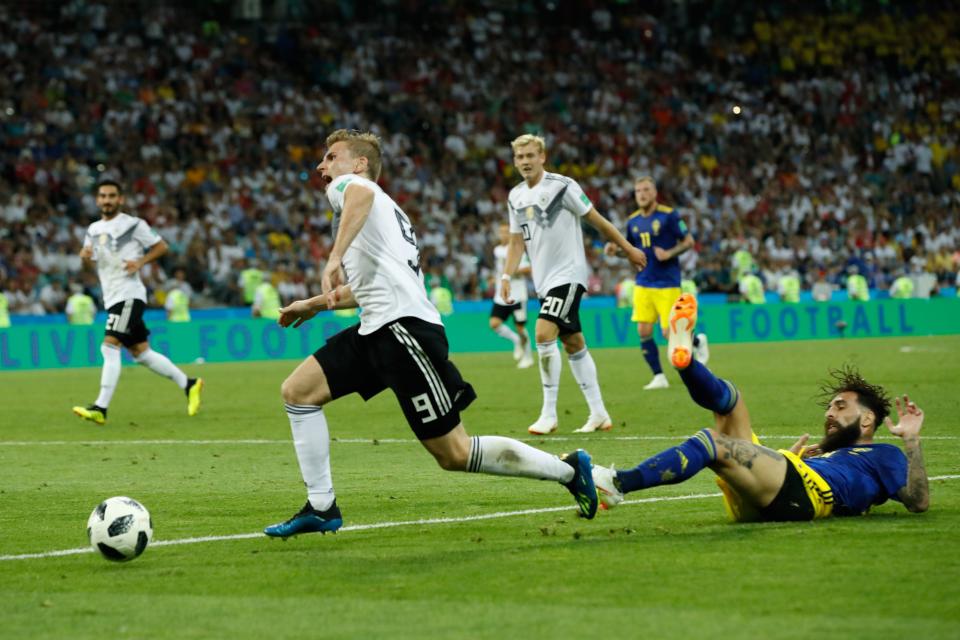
(510, 134), (546, 154)
(325, 129), (383, 180)
(635, 175), (656, 188)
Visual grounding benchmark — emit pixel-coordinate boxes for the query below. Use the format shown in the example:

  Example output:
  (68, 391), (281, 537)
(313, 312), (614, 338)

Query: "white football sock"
(95, 343), (122, 408)
(467, 436), (574, 483)
(493, 323), (521, 347)
(286, 404), (335, 511)
(134, 349), (189, 390)
(536, 340), (561, 419)
(568, 347), (608, 417)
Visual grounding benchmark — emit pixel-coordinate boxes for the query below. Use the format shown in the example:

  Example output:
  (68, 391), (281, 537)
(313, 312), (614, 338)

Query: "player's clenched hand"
(789, 434), (821, 458)
(885, 394), (924, 439)
(625, 247), (647, 270)
(278, 299), (319, 328)
(788, 434), (809, 456)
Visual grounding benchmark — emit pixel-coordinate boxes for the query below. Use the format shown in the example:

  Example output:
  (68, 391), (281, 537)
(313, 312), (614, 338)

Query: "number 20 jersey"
(507, 172), (593, 298)
(326, 174), (441, 335)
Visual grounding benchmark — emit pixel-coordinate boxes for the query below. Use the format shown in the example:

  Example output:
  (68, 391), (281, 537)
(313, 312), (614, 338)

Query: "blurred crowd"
(1, 0), (959, 316)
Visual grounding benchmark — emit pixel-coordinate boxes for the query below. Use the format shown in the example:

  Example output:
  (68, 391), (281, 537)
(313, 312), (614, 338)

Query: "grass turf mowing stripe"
(3, 476), (958, 563)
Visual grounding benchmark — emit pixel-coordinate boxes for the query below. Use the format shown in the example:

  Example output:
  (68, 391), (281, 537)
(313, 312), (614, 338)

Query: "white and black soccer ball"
(87, 497), (153, 562)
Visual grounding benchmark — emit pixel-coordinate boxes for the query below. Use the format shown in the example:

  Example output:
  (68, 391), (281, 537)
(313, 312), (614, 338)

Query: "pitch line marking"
(3, 476), (959, 563)
(2, 436), (958, 446)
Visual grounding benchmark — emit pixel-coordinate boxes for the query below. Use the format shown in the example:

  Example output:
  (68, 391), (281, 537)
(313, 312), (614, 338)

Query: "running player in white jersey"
(490, 222), (534, 368)
(263, 130), (600, 538)
(501, 134), (647, 435)
(72, 180), (203, 425)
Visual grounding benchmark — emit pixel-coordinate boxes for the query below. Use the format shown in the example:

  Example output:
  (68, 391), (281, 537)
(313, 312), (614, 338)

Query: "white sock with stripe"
(467, 436), (574, 483)
(95, 343), (122, 408)
(493, 323), (521, 347)
(134, 349), (188, 390)
(536, 340), (561, 419)
(286, 403), (335, 511)
(568, 347), (608, 418)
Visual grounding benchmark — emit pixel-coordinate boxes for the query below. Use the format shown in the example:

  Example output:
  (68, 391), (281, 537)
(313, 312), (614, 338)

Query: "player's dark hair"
(95, 179), (123, 194)
(818, 365), (891, 427)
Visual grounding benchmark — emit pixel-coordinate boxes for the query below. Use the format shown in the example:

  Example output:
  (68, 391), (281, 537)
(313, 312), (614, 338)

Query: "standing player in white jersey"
(72, 180), (203, 425)
(263, 130), (599, 538)
(490, 222), (534, 368)
(501, 134), (647, 435)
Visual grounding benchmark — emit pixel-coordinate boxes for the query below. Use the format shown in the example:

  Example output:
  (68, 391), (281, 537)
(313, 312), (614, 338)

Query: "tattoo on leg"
(716, 434), (781, 469)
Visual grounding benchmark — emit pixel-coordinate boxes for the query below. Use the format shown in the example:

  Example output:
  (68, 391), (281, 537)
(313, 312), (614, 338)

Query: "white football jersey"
(83, 213), (163, 309)
(507, 172), (593, 297)
(326, 174), (441, 334)
(492, 243), (530, 305)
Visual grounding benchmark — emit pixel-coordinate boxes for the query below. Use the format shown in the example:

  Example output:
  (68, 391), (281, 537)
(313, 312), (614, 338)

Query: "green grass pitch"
(1, 335), (959, 639)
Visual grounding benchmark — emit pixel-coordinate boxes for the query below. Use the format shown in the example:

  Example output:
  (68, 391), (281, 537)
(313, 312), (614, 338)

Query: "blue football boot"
(560, 449), (599, 519)
(264, 500), (343, 538)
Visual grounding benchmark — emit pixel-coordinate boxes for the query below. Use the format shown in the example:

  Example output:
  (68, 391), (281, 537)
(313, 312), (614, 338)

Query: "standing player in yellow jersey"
(605, 176), (707, 390)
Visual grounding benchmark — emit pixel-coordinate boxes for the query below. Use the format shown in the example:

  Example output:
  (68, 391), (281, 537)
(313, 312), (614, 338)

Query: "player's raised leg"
(592, 427), (787, 513)
(128, 341), (204, 417)
(264, 355), (341, 538)
(73, 338), (123, 425)
(388, 317), (598, 519)
(667, 292), (753, 441)
(421, 426), (598, 519)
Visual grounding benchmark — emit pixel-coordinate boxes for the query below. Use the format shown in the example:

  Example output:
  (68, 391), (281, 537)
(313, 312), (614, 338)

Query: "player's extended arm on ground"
(279, 285), (358, 328)
(886, 395), (930, 513)
(125, 240), (168, 274)
(500, 232), (526, 303)
(585, 209), (646, 270)
(654, 233), (694, 262)
(323, 183), (375, 307)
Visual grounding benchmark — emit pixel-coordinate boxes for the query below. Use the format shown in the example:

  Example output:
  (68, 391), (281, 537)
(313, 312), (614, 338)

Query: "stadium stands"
(1, 0), (958, 314)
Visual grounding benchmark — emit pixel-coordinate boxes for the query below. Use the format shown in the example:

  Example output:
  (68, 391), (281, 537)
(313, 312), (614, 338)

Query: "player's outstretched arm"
(125, 240), (168, 274)
(584, 209), (646, 270)
(323, 184), (375, 304)
(500, 232), (525, 304)
(279, 285), (358, 328)
(654, 233), (695, 262)
(886, 395), (929, 513)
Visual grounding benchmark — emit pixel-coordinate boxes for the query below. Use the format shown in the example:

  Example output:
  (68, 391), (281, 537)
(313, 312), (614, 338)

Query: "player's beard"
(819, 416), (862, 453)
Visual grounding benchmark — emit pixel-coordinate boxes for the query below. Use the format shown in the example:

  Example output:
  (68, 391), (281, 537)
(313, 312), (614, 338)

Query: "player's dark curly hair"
(818, 364), (892, 427)
(94, 179), (123, 194)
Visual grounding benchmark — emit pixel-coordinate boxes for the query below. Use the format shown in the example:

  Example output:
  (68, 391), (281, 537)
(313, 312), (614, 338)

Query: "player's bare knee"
(561, 333), (585, 354)
(488, 317), (501, 330)
(435, 449), (467, 471)
(280, 375), (318, 406)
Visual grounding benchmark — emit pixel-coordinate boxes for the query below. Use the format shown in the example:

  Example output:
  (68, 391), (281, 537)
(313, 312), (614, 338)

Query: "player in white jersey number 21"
(501, 134), (647, 435)
(262, 129), (603, 538)
(72, 180), (203, 425)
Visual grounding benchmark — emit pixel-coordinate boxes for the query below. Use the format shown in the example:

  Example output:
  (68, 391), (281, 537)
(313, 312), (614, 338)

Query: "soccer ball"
(87, 497), (153, 562)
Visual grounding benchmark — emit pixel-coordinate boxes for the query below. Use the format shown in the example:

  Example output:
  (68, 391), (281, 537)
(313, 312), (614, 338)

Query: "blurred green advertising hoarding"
(1, 298), (958, 371)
